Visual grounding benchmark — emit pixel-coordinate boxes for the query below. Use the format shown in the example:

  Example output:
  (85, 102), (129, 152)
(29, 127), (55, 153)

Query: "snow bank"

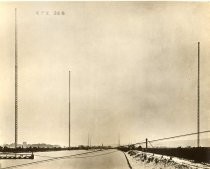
(125, 150), (210, 169)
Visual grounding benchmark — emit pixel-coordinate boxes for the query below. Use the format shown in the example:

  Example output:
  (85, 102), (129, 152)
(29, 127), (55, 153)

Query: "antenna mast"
(69, 71), (71, 148)
(118, 133), (120, 146)
(15, 8), (18, 149)
(197, 42), (200, 147)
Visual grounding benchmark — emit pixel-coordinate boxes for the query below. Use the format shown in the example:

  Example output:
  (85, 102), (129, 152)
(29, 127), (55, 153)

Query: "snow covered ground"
(125, 150), (210, 169)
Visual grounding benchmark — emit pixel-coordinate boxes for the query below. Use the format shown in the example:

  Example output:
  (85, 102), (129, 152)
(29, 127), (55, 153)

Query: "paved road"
(0, 150), (130, 169)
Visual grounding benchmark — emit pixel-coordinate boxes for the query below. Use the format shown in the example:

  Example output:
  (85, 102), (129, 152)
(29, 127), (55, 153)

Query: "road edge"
(123, 152), (132, 169)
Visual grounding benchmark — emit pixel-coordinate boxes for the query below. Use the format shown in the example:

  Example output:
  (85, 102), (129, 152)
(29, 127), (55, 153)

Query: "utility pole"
(88, 133), (91, 148)
(197, 42), (200, 147)
(90, 135), (91, 148)
(15, 8), (18, 149)
(118, 133), (120, 147)
(88, 133), (89, 147)
(69, 70), (71, 148)
(146, 138), (148, 151)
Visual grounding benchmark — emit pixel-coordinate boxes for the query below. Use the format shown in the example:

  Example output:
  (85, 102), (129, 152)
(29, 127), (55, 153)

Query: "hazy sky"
(0, 2), (210, 147)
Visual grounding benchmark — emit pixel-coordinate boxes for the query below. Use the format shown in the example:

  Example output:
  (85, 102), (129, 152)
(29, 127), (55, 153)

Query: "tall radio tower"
(197, 42), (200, 147)
(15, 8), (18, 149)
(69, 71), (71, 148)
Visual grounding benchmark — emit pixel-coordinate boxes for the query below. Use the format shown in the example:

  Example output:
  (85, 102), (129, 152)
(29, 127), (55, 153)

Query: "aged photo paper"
(0, 2), (210, 169)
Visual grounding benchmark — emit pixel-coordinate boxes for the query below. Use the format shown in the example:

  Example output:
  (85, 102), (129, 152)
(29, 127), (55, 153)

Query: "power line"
(148, 140), (154, 148)
(149, 130), (210, 143)
(121, 130), (210, 147)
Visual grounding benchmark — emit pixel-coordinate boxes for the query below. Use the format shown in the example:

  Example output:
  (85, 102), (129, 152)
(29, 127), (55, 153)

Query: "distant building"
(3, 143), (21, 148)
(23, 142), (27, 148)
(2, 142), (60, 149)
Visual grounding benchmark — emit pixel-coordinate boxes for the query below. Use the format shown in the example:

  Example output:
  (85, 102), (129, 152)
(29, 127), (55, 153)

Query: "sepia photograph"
(0, 1), (210, 169)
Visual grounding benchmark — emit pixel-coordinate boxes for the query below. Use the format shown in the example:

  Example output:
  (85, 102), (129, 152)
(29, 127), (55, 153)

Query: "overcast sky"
(0, 2), (210, 147)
